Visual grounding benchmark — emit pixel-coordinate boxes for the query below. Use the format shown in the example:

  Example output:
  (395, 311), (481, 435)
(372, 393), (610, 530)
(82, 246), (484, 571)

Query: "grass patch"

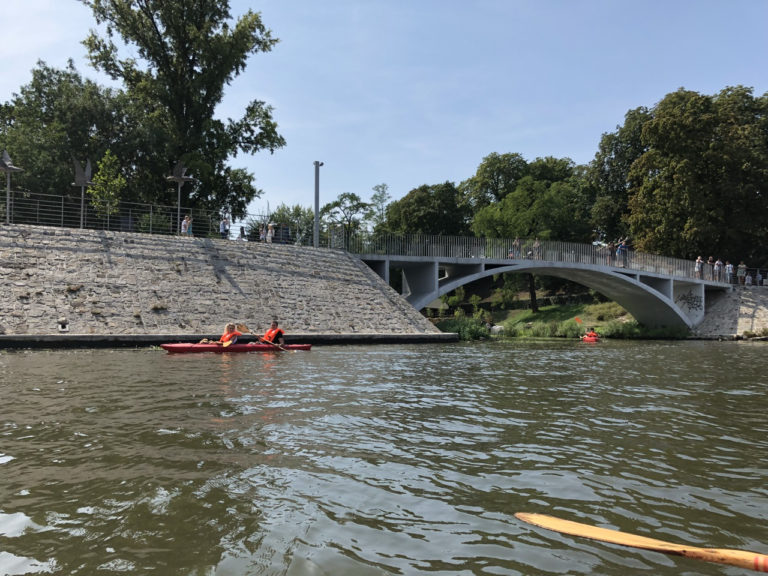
(490, 302), (688, 340)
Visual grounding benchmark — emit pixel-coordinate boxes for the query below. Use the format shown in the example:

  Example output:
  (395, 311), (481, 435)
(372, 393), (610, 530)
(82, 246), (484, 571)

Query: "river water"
(1, 340), (767, 575)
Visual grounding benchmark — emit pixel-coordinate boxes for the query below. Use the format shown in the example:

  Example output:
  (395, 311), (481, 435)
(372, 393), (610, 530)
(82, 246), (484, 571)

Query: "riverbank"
(0, 225), (453, 345)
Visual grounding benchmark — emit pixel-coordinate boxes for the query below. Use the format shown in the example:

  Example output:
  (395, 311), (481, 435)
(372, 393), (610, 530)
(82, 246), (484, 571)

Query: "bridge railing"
(344, 233), (701, 280)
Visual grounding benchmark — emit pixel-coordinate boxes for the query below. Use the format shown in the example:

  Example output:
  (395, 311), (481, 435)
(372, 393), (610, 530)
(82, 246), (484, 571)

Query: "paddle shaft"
(516, 513), (768, 572)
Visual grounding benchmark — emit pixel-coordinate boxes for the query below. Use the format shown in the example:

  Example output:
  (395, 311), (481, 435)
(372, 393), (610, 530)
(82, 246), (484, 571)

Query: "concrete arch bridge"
(348, 235), (731, 330)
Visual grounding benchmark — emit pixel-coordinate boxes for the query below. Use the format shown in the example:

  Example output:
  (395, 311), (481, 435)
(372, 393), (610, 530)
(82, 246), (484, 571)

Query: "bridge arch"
(358, 244), (729, 329)
(431, 261), (695, 328)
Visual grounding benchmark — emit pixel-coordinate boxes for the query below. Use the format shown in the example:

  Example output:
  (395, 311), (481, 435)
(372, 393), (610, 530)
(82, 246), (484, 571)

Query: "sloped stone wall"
(0, 225), (441, 338)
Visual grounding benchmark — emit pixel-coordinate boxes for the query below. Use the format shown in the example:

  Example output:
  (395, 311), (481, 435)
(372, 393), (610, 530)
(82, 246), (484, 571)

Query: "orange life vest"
(263, 327), (284, 343)
(219, 330), (241, 343)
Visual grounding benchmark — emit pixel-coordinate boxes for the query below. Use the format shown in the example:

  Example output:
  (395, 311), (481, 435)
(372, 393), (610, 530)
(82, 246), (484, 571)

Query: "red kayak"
(581, 335), (600, 343)
(160, 342), (311, 353)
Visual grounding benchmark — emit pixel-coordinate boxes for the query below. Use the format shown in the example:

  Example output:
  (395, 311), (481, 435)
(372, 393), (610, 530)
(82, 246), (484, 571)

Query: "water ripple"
(1, 342), (767, 574)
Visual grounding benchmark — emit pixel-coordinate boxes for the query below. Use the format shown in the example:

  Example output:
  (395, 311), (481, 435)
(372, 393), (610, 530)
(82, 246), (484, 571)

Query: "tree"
(587, 107), (651, 241)
(625, 86), (768, 261)
(322, 192), (370, 247)
(89, 149), (126, 217)
(384, 182), (470, 235)
(0, 61), (126, 199)
(269, 203), (314, 245)
(365, 183), (391, 232)
(460, 152), (529, 212)
(471, 157), (593, 242)
(80, 0), (286, 218)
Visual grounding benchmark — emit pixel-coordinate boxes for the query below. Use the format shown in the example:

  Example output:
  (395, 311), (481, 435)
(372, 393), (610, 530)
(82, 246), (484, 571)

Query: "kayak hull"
(161, 343), (311, 353)
(581, 336), (600, 343)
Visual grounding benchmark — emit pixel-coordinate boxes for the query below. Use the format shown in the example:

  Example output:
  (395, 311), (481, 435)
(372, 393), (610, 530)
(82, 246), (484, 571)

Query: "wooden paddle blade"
(236, 323), (249, 333)
(221, 339), (233, 347)
(515, 513), (768, 572)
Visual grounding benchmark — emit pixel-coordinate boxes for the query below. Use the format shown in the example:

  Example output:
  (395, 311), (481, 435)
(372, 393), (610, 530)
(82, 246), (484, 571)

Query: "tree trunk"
(528, 273), (538, 313)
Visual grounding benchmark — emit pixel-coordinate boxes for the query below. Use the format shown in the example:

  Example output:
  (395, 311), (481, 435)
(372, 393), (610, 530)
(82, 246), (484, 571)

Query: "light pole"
(0, 150), (23, 225)
(167, 161), (194, 233)
(72, 157), (93, 229)
(313, 160), (323, 248)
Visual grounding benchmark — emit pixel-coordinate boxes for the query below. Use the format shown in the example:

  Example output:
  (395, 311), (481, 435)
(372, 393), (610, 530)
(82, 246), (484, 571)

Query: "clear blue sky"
(3, 0), (767, 216)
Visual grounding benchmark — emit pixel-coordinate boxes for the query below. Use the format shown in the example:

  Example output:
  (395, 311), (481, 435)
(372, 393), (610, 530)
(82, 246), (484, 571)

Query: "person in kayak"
(200, 323), (242, 345)
(583, 327), (599, 340)
(261, 320), (285, 346)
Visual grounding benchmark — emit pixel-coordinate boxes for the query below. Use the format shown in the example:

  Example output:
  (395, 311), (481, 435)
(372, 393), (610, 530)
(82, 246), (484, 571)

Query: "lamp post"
(0, 150), (23, 225)
(72, 157), (93, 229)
(167, 161), (194, 233)
(313, 160), (323, 248)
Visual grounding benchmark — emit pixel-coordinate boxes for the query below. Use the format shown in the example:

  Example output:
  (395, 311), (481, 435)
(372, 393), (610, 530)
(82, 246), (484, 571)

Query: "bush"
(435, 317), (489, 341)
(556, 320), (583, 339)
(529, 321), (551, 337)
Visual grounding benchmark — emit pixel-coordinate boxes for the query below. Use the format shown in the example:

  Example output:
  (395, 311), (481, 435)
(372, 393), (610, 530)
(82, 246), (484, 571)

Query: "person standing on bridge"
(714, 258), (723, 282)
(694, 256), (704, 279)
(738, 261), (748, 285)
(725, 261), (734, 284)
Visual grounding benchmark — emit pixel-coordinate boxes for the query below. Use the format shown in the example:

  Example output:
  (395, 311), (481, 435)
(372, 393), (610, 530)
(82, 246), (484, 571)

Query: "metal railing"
(2, 190), (763, 286)
(344, 233), (711, 282)
(1, 190), (267, 238)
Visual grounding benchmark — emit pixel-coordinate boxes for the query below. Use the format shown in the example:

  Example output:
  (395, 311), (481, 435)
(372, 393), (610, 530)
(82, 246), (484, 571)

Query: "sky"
(3, 0), (768, 216)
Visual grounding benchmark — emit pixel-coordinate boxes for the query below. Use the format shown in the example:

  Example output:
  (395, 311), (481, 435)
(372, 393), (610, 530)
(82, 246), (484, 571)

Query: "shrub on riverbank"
(434, 317), (489, 340)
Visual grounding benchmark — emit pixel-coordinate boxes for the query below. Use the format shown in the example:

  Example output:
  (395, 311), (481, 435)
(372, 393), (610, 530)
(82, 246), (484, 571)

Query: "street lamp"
(72, 156), (93, 229)
(0, 150), (23, 225)
(313, 160), (323, 248)
(167, 161), (194, 234)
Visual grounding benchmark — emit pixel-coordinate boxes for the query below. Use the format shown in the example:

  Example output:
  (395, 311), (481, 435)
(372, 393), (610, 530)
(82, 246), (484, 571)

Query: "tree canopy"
(624, 86), (768, 262)
(383, 182), (471, 236)
(79, 0), (285, 217)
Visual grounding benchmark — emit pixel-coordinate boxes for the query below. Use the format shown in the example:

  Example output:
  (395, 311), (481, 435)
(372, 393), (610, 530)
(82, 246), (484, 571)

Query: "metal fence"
(1, 190), (269, 238)
(3, 189), (765, 286)
(344, 233), (756, 284)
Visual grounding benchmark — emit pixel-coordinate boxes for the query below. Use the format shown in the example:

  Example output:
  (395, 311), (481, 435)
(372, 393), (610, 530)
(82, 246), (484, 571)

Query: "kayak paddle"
(515, 513), (768, 572)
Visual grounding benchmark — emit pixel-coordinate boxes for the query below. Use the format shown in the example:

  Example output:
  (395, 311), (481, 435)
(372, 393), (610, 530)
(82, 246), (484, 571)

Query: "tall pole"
(5, 172), (9, 225)
(313, 160), (323, 248)
(177, 182), (182, 233)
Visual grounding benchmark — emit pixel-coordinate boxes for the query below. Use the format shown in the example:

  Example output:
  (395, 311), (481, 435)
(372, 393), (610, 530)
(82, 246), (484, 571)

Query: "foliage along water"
(1, 340), (767, 575)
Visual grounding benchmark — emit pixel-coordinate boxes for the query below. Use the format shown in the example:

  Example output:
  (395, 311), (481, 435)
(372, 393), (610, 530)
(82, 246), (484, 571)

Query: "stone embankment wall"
(692, 288), (768, 339)
(0, 225), (444, 341)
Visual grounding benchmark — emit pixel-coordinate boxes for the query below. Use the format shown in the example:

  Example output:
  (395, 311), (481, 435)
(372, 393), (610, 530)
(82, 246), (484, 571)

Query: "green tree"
(626, 86), (768, 261)
(365, 183), (391, 232)
(587, 107), (651, 241)
(0, 61), (117, 198)
(472, 157), (592, 242)
(322, 192), (370, 247)
(80, 0), (286, 218)
(460, 152), (529, 212)
(270, 203), (314, 245)
(384, 182), (470, 235)
(89, 149), (126, 217)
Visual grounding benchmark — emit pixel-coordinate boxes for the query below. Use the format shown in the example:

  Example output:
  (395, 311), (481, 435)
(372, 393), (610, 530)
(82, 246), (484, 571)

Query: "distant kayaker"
(200, 323), (242, 345)
(584, 327), (599, 340)
(261, 320), (285, 346)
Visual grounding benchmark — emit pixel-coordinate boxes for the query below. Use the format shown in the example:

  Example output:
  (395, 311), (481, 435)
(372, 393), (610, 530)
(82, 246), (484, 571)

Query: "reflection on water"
(1, 341), (767, 574)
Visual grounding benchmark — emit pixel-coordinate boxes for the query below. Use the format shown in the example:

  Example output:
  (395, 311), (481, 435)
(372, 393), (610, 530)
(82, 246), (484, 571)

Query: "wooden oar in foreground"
(515, 512), (768, 572)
